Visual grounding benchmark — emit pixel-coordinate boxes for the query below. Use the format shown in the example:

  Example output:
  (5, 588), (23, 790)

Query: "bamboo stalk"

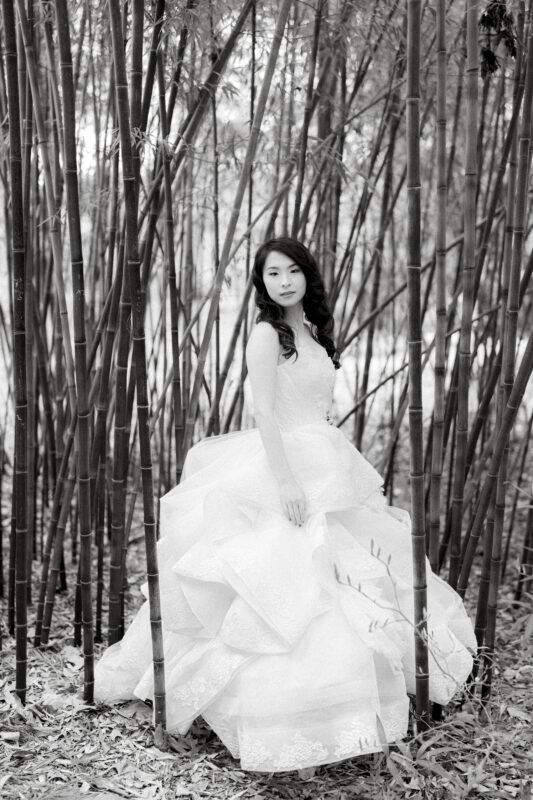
(107, 0), (166, 745)
(406, 0), (429, 724)
(291, 0), (323, 235)
(211, 87), (221, 436)
(2, 0), (28, 703)
(40, 468), (76, 646)
(448, 0), (479, 589)
(54, 0), (95, 702)
(157, 47), (183, 482)
(20, 1), (34, 606)
(165, 0), (197, 126)
(428, 0), (447, 572)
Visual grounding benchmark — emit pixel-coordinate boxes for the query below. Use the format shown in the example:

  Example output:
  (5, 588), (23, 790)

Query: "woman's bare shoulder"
(249, 320), (278, 340)
(246, 321), (280, 361)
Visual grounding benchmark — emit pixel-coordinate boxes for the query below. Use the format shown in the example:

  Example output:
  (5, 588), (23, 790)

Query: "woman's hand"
(279, 478), (307, 527)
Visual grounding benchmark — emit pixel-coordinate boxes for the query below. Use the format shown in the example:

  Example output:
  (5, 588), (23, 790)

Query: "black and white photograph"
(0, 0), (532, 797)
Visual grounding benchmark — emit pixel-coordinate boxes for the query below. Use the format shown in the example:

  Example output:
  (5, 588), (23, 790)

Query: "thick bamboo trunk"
(428, 0), (447, 572)
(41, 469), (77, 646)
(157, 48), (183, 483)
(406, 0), (429, 724)
(107, 0), (166, 745)
(448, 0), (478, 589)
(2, 0), (28, 703)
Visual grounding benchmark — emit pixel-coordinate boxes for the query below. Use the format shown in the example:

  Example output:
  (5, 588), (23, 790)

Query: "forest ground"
(1, 524), (532, 800)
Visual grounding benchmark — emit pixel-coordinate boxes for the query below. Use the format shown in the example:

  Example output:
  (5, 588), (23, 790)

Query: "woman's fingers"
(285, 500), (305, 526)
(279, 482), (306, 526)
(285, 501), (294, 524)
(289, 502), (297, 525)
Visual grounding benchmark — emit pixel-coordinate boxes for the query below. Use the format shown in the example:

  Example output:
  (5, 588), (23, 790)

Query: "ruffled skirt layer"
(94, 422), (476, 772)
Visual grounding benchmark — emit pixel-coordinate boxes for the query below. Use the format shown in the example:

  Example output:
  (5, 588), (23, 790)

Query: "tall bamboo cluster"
(0, 0), (532, 742)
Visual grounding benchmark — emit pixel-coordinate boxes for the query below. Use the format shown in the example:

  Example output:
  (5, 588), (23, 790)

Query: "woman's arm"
(246, 321), (306, 526)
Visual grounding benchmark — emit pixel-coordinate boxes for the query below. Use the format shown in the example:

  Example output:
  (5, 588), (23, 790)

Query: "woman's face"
(262, 250), (307, 310)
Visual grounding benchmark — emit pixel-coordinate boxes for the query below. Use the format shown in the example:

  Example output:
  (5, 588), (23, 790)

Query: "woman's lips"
(280, 291), (295, 296)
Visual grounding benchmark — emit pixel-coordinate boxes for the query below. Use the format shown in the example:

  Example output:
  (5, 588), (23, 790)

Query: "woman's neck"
(283, 304), (306, 333)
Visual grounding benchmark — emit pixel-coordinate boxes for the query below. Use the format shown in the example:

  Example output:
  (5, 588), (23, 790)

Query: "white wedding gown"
(94, 328), (476, 772)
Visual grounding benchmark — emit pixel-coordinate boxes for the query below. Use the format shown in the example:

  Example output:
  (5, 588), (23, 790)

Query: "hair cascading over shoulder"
(252, 237), (341, 369)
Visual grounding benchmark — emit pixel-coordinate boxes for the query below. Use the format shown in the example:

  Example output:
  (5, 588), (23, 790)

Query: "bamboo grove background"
(1, 0), (533, 742)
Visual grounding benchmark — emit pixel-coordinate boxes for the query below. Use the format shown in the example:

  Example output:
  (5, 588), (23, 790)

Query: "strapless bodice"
(274, 332), (336, 431)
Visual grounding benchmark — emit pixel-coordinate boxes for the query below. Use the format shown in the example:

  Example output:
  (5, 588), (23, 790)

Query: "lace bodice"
(274, 325), (336, 432)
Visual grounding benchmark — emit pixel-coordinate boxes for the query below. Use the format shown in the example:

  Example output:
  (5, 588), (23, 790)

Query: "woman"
(94, 237), (476, 776)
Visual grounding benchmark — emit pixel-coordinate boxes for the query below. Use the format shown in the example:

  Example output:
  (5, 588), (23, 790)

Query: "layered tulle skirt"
(94, 420), (476, 772)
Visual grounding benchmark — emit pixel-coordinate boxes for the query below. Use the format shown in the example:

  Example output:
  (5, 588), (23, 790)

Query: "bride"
(94, 237), (476, 776)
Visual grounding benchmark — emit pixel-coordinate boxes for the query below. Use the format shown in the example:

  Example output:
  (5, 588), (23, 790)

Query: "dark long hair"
(252, 237), (341, 369)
